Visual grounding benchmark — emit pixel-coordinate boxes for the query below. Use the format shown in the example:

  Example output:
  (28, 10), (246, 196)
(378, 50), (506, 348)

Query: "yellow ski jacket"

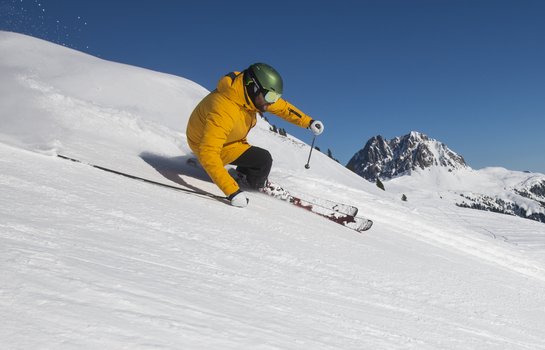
(186, 71), (313, 196)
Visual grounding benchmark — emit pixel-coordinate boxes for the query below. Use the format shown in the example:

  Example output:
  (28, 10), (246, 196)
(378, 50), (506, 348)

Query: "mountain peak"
(408, 130), (425, 139)
(347, 131), (467, 180)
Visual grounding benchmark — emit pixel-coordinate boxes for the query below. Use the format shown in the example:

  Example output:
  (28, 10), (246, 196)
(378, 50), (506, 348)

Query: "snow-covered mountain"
(2, 32), (545, 349)
(348, 132), (545, 223)
(346, 131), (467, 180)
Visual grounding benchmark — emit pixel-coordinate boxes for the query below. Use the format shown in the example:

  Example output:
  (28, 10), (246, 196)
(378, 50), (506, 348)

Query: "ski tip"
(358, 219), (373, 232)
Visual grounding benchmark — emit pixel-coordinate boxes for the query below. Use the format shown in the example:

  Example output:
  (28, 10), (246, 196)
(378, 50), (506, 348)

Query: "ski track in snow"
(2, 32), (545, 349)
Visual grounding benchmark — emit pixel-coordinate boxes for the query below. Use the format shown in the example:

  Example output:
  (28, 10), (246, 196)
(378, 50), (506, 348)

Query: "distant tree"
(376, 178), (385, 191)
(279, 128), (287, 136)
(327, 148), (340, 163)
(270, 125), (278, 133)
(401, 194), (408, 201)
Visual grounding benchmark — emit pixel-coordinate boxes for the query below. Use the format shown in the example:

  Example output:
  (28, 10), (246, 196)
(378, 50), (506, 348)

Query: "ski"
(289, 195), (373, 232)
(285, 189), (358, 216)
(259, 181), (373, 232)
(188, 157), (358, 216)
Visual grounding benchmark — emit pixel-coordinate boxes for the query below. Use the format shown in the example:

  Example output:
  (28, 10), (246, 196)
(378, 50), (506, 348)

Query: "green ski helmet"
(247, 63), (283, 103)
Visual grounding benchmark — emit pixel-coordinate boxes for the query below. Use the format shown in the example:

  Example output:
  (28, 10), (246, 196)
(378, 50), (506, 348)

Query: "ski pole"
(305, 135), (316, 169)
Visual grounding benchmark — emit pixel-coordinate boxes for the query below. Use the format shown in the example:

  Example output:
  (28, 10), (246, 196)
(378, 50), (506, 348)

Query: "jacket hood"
(216, 71), (257, 111)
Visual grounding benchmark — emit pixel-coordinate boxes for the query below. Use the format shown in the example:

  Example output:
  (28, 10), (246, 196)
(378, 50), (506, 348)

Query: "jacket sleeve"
(198, 112), (240, 196)
(267, 99), (313, 129)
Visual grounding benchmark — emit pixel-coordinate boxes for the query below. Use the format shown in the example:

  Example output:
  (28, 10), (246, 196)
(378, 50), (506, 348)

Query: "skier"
(186, 63), (324, 208)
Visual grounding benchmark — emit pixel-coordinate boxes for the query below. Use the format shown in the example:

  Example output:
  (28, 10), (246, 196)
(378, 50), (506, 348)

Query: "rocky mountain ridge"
(346, 131), (467, 181)
(346, 131), (545, 223)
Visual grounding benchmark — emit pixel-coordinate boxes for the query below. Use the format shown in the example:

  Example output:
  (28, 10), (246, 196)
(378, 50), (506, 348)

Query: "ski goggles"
(250, 75), (281, 104)
(262, 89), (281, 104)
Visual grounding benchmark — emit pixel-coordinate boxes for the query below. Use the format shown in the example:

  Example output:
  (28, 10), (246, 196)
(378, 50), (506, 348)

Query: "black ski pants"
(230, 146), (272, 189)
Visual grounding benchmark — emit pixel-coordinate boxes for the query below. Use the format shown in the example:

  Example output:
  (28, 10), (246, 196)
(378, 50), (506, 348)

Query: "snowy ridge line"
(57, 154), (226, 200)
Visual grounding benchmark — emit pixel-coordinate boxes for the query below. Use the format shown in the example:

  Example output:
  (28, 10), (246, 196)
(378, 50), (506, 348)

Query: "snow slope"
(386, 166), (545, 227)
(2, 32), (545, 349)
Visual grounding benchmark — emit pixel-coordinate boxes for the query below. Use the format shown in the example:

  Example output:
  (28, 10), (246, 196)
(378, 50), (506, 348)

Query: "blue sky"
(1, 0), (544, 173)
